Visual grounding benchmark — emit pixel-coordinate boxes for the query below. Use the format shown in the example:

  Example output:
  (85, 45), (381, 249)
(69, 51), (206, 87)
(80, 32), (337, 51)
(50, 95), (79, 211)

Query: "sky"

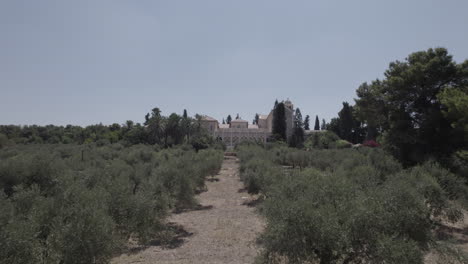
(1, 0), (468, 126)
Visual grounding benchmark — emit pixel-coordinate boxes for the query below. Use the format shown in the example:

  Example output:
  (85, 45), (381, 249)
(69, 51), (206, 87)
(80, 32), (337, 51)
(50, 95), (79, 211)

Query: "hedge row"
(0, 143), (223, 264)
(238, 145), (468, 263)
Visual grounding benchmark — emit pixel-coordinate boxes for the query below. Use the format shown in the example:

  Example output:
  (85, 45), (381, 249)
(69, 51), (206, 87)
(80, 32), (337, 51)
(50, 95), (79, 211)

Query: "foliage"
(238, 145), (467, 264)
(438, 86), (468, 144)
(253, 113), (260, 125)
(354, 48), (468, 167)
(304, 131), (340, 149)
(0, 133), (13, 149)
(303, 115), (310, 130)
(328, 102), (365, 144)
(272, 102), (287, 142)
(321, 118), (326, 130)
(335, 139), (352, 149)
(289, 108), (305, 148)
(0, 144), (223, 264)
(362, 139), (380, 148)
(0, 107), (214, 150)
(314, 115), (320, 130)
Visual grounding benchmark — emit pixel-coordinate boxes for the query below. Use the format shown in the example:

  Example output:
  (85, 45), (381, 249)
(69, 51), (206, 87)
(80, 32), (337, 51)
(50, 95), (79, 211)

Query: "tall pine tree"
(290, 108), (305, 147)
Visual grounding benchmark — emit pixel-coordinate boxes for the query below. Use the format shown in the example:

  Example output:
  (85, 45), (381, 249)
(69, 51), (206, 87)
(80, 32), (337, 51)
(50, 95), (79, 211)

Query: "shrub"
(258, 168), (434, 263)
(0, 133), (13, 149)
(304, 131), (341, 149)
(238, 145), (467, 263)
(448, 150), (468, 180)
(363, 139), (380, 147)
(0, 143), (223, 263)
(334, 139), (352, 149)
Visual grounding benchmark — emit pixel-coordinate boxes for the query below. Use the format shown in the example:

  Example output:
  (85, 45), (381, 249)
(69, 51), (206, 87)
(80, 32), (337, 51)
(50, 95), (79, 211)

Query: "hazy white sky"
(1, 0), (468, 125)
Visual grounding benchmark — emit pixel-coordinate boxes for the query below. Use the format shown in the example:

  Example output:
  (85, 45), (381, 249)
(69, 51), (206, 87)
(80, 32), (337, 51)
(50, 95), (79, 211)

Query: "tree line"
(0, 108), (222, 151)
(326, 47), (467, 176)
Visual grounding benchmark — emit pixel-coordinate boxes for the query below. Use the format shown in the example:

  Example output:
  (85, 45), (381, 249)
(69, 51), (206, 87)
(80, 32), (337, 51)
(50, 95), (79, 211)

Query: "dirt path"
(112, 156), (264, 264)
(425, 211), (468, 263)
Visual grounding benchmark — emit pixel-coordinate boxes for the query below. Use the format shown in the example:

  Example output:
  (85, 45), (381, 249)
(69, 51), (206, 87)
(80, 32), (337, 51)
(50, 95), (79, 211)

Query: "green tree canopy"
(355, 48), (468, 166)
(329, 103), (364, 144)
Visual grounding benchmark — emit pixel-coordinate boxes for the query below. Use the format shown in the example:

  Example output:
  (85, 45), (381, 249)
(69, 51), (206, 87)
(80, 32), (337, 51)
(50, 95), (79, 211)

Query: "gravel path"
(112, 156), (264, 264)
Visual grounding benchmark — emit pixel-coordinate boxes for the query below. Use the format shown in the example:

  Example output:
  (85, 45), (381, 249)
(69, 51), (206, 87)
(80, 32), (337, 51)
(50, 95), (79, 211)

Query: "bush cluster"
(0, 143), (223, 264)
(304, 131), (354, 150)
(362, 139), (380, 148)
(238, 145), (468, 263)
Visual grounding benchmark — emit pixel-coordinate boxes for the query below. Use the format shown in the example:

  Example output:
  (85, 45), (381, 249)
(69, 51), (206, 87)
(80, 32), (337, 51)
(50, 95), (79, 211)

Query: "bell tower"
(284, 98), (294, 111)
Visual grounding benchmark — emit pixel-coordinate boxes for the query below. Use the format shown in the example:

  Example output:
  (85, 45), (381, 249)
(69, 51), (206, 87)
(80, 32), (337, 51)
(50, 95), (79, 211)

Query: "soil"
(424, 211), (468, 263)
(111, 156), (264, 264)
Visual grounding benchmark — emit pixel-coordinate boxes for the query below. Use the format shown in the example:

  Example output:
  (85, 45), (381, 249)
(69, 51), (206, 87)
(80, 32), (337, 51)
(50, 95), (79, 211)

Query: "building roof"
(201, 115), (218, 122)
(219, 124), (230, 129)
(258, 114), (269, 119)
(248, 124), (259, 129)
(231, 119), (248, 123)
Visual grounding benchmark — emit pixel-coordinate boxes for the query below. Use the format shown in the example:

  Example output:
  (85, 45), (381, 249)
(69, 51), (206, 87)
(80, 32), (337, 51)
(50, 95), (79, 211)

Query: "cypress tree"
(226, 115), (232, 125)
(314, 115), (320, 130)
(338, 102), (354, 141)
(272, 102), (287, 141)
(181, 109), (190, 142)
(304, 115), (310, 130)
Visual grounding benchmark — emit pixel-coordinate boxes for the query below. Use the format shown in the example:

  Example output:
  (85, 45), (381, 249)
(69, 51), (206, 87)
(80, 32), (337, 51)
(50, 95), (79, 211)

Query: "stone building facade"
(200, 99), (295, 147)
